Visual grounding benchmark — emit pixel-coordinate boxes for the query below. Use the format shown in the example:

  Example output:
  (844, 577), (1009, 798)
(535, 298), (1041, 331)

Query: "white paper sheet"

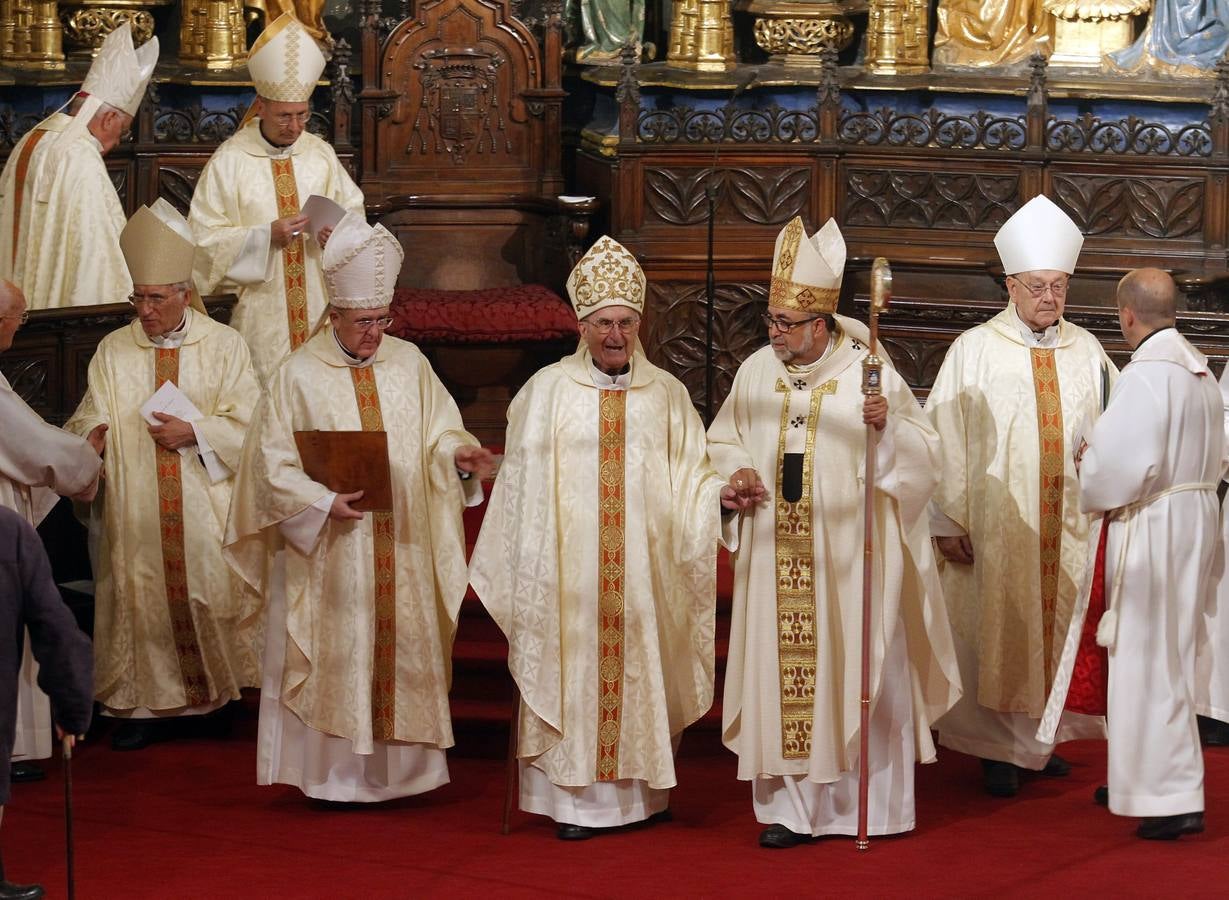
(301, 194), (346, 239)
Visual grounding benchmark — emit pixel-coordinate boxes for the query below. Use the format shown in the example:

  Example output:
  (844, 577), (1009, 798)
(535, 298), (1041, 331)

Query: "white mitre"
(994, 195), (1084, 275)
(769, 216), (845, 315)
(565, 236), (646, 319)
(323, 211), (404, 309)
(248, 13), (327, 103)
(81, 22), (159, 117)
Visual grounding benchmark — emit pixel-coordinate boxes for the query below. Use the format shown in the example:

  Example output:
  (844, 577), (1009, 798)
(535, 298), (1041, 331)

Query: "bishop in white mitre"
(0, 279), (102, 779)
(0, 24), (157, 308)
(225, 212), (495, 802)
(470, 237), (744, 840)
(65, 201), (262, 751)
(929, 195), (1115, 798)
(189, 13), (364, 385)
(708, 218), (961, 848)
(1038, 268), (1220, 841)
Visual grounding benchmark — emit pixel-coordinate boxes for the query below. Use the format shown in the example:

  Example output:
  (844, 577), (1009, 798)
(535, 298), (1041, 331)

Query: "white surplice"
(1044, 328), (1221, 818)
(1196, 366), (1229, 726)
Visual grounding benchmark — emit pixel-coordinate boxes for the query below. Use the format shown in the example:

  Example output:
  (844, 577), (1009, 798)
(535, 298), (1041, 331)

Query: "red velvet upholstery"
(388, 284), (579, 345)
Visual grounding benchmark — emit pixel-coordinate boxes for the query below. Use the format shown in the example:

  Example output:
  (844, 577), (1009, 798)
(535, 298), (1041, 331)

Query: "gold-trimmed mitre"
(80, 23), (159, 118)
(769, 217), (844, 315)
(121, 199), (195, 286)
(565, 236), (646, 319)
(323, 211), (404, 309)
(248, 13), (327, 103)
(994, 195), (1084, 276)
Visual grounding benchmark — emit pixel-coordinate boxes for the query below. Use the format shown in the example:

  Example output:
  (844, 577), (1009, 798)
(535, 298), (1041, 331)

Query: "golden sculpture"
(57, 0), (164, 57)
(667, 0), (736, 71)
(933, 0), (1053, 69)
(0, 0), (66, 70)
(1044, 0), (1149, 68)
(179, 0), (248, 69)
(740, 0), (866, 67)
(865, 0), (930, 74)
(246, 0), (329, 47)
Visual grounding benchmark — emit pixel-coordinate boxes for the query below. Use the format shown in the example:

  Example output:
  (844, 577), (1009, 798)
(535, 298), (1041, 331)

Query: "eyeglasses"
(762, 313), (818, 333)
(1, 311), (29, 324)
(349, 316), (394, 332)
(587, 316), (640, 334)
(1010, 277), (1069, 299)
(271, 111), (311, 126)
(127, 292), (180, 309)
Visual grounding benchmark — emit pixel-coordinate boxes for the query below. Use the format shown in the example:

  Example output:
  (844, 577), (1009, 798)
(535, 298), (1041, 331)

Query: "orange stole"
(269, 157), (310, 351)
(9, 128), (48, 266)
(596, 390), (626, 780)
(153, 349), (210, 706)
(349, 365), (397, 741)
(1030, 348), (1065, 686)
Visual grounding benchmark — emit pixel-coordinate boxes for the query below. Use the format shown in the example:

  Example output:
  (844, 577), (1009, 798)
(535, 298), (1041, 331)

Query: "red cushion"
(388, 284), (579, 345)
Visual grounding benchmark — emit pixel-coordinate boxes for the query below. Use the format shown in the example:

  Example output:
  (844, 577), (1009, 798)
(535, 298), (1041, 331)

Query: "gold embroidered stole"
(596, 389), (626, 780)
(1030, 348), (1064, 686)
(349, 365), (397, 741)
(153, 348), (210, 706)
(774, 376), (837, 759)
(270, 156), (310, 352)
(10, 128), (48, 266)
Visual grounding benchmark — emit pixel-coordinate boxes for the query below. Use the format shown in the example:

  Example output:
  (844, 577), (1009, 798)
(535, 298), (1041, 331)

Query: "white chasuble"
(64, 312), (261, 714)
(0, 113), (131, 308)
(225, 328), (478, 800)
(1197, 364), (1229, 727)
(189, 120), (365, 385)
(928, 305), (1113, 766)
(470, 346), (725, 800)
(708, 316), (960, 795)
(1042, 329), (1221, 818)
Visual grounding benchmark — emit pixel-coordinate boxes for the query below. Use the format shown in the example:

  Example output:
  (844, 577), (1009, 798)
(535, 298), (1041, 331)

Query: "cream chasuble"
(188, 120), (364, 385)
(225, 327), (477, 761)
(708, 317), (961, 785)
(471, 346), (724, 793)
(64, 312), (261, 713)
(1199, 365), (1229, 727)
(0, 113), (131, 308)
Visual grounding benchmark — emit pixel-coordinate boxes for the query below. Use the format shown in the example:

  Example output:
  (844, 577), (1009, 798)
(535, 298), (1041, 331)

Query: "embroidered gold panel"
(596, 389), (627, 780)
(350, 365), (398, 741)
(1030, 348), (1064, 686)
(153, 348), (210, 707)
(10, 129), (48, 266)
(773, 376), (837, 759)
(270, 156), (310, 351)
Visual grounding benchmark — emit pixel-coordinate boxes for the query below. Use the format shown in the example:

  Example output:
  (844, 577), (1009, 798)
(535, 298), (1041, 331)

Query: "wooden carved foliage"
(1051, 174), (1203, 239)
(157, 167), (203, 216)
(645, 281), (768, 413)
(643, 167), (810, 226)
(845, 169), (1019, 230)
(0, 356), (49, 411)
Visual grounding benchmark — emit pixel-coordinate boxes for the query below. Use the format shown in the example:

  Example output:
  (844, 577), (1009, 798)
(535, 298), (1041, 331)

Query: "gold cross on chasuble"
(269, 157), (310, 351)
(773, 377), (837, 759)
(596, 389), (627, 780)
(1030, 348), (1064, 686)
(153, 348), (210, 707)
(349, 365), (398, 741)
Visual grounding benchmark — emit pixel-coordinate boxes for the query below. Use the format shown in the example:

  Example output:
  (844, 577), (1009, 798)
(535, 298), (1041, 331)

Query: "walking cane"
(857, 258), (892, 852)
(501, 684), (521, 835)
(62, 734), (75, 899)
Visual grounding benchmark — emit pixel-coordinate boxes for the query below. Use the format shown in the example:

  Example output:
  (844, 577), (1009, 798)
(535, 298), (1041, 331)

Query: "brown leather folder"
(293, 430), (393, 512)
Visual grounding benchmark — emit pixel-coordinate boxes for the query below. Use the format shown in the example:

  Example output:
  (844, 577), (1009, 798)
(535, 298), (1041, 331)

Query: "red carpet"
(6, 714), (1229, 898)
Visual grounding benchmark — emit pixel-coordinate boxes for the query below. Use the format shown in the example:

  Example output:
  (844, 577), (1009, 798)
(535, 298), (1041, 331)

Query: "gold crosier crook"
(857, 258), (892, 851)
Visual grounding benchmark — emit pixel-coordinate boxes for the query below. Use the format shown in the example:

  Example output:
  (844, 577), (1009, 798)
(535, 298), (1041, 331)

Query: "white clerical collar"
(590, 359), (632, 391)
(151, 309), (191, 349)
(255, 123), (297, 159)
(332, 328), (375, 368)
(1012, 307), (1060, 348)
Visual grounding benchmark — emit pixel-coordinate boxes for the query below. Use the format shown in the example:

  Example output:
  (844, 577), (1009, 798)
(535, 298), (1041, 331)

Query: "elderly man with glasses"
(927, 195), (1117, 799)
(471, 236), (746, 840)
(65, 202), (262, 751)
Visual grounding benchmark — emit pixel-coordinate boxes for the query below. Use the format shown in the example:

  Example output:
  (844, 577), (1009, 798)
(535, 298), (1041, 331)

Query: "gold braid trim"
(270, 156), (310, 351)
(1031, 348), (1064, 686)
(595, 389), (626, 780)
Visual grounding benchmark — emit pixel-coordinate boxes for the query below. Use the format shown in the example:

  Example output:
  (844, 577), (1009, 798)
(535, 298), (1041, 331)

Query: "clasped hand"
(148, 412), (196, 450)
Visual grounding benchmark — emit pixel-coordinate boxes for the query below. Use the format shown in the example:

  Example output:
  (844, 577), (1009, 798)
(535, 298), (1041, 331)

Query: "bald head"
(0, 280), (24, 316)
(1117, 268), (1176, 328)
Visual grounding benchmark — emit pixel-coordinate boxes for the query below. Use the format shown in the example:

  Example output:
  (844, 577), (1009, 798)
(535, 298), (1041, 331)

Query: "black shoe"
(0, 881), (44, 900)
(758, 824), (813, 849)
(645, 808), (673, 826)
(1198, 715), (1229, 747)
(9, 762), (45, 783)
(557, 822), (596, 841)
(110, 720), (172, 751)
(1136, 812), (1204, 840)
(981, 759), (1020, 798)
(1093, 785), (1108, 807)
(1042, 754), (1071, 777)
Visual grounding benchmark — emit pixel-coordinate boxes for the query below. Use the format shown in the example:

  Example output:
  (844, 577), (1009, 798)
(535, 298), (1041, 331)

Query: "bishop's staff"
(857, 258), (892, 851)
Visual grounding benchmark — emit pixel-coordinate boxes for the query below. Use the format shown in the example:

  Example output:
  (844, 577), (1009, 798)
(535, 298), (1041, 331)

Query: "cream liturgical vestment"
(470, 345), (728, 826)
(709, 322), (961, 837)
(225, 328), (481, 802)
(929, 304), (1114, 768)
(65, 311), (261, 715)
(1198, 366), (1229, 728)
(189, 121), (364, 385)
(1040, 328), (1221, 818)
